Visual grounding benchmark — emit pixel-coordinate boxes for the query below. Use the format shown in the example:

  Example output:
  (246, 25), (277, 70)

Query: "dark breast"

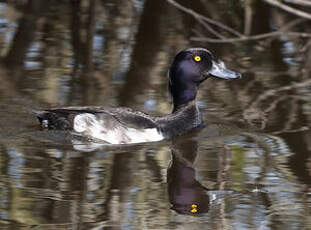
(155, 102), (203, 138)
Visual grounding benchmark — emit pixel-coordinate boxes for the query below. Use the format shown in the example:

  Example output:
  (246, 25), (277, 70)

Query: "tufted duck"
(33, 48), (241, 144)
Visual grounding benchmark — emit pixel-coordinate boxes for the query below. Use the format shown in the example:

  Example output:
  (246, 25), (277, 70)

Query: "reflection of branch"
(84, 0), (96, 73)
(197, 18), (225, 39)
(71, 0), (82, 73)
(264, 0), (311, 20)
(260, 79), (310, 104)
(168, 0), (311, 43)
(264, 95), (288, 114)
(167, 0), (245, 38)
(193, 18), (307, 43)
(247, 78), (311, 112)
(0, 68), (20, 97)
(272, 126), (309, 135)
(244, 0), (253, 35)
(285, 0), (311, 7)
(243, 78), (311, 129)
(192, 31), (311, 43)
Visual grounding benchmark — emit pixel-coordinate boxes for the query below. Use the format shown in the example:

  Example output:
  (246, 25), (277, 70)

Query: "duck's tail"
(30, 109), (48, 127)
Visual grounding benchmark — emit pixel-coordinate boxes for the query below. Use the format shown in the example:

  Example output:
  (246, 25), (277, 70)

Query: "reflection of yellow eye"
(191, 204), (198, 213)
(194, 56), (201, 62)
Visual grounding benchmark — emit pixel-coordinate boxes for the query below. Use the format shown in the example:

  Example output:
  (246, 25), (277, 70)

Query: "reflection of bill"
(167, 137), (210, 215)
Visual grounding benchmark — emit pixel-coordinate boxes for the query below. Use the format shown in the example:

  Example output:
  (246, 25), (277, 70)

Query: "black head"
(169, 48), (241, 110)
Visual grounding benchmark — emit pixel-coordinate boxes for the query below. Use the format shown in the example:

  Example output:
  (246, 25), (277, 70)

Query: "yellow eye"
(194, 56), (201, 62)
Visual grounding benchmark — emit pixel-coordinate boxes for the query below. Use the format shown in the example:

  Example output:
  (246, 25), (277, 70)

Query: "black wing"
(33, 106), (158, 130)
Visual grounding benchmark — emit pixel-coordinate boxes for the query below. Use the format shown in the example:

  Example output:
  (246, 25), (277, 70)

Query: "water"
(0, 0), (310, 229)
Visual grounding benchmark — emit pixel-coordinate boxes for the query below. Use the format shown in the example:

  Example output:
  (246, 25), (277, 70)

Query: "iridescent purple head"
(169, 48), (241, 110)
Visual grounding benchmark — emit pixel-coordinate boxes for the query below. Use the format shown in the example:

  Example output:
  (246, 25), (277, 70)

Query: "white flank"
(73, 113), (163, 144)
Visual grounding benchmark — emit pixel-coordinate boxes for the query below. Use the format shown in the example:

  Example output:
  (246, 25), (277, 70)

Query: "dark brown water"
(0, 0), (310, 229)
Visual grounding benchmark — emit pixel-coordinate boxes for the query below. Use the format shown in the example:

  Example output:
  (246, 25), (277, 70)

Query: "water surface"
(0, 0), (310, 229)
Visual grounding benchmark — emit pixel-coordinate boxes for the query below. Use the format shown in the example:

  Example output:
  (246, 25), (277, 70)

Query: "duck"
(33, 48), (241, 144)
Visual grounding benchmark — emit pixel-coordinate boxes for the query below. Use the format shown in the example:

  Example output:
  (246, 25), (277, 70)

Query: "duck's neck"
(170, 82), (198, 113)
(156, 101), (203, 138)
(172, 92), (196, 112)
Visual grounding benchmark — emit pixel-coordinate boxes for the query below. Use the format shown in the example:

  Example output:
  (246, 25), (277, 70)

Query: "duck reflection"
(167, 137), (210, 215)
